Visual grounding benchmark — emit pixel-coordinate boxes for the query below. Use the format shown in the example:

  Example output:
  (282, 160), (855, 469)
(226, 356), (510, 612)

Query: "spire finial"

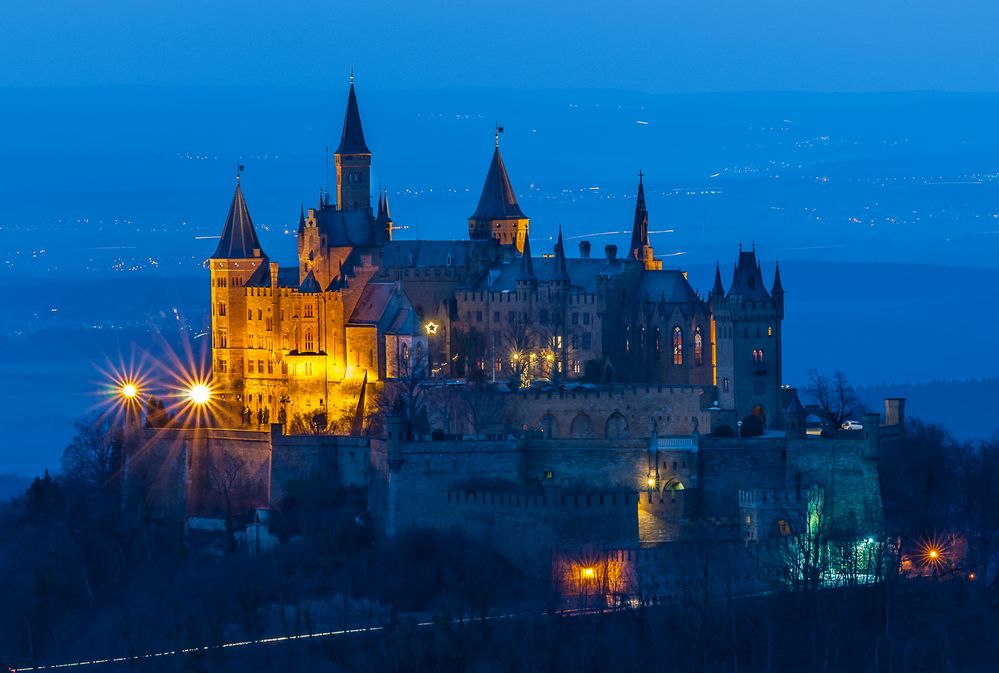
(638, 169), (644, 180)
(236, 164), (244, 183)
(495, 122), (504, 148)
(349, 67), (354, 85)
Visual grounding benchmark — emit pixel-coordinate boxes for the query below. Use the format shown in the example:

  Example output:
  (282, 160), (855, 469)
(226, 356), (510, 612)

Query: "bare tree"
(207, 451), (249, 552)
(459, 372), (507, 436)
(61, 414), (118, 489)
(807, 369), (860, 427)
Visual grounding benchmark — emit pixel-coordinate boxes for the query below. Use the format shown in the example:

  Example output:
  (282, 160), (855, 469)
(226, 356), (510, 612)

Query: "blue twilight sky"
(3, 0), (999, 92)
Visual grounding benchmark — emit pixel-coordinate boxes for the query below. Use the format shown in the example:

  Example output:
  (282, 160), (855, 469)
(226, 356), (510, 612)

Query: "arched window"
(654, 327), (661, 356)
(694, 326), (703, 366)
(672, 326), (683, 365)
(752, 348), (765, 364)
(304, 329), (314, 352)
(401, 342), (409, 366)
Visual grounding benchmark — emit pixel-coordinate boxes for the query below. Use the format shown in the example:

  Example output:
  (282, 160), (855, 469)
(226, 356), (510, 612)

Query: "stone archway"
(570, 413), (595, 438)
(540, 413), (559, 438)
(605, 411), (629, 439)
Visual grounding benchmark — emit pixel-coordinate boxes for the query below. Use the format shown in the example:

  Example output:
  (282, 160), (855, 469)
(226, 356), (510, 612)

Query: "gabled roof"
(299, 270), (321, 294)
(727, 247), (771, 300)
(212, 182), (266, 259)
(469, 145), (527, 221)
(335, 82), (370, 155)
(244, 264), (299, 289)
(638, 270), (700, 304)
(348, 283), (397, 325)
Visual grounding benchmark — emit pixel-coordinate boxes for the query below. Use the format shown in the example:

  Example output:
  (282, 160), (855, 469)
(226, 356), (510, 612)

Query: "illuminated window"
(723, 377), (730, 392)
(304, 362), (313, 375)
(654, 327), (661, 356)
(694, 326), (703, 366)
(768, 325), (773, 337)
(672, 326), (683, 365)
(572, 359), (580, 374)
(257, 360), (263, 373)
(401, 343), (409, 364)
(218, 330), (228, 348)
(217, 359), (228, 373)
(305, 329), (314, 352)
(752, 349), (765, 363)
(247, 359), (255, 373)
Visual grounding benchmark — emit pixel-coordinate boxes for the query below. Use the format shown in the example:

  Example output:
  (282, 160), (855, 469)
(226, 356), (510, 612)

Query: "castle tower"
(209, 174), (268, 414)
(468, 132), (529, 252)
(711, 246), (783, 431)
(334, 76), (372, 213)
(629, 172), (662, 271)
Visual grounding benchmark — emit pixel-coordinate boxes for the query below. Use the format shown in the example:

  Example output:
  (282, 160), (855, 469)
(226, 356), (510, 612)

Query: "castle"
(123, 79), (898, 600)
(208, 79), (783, 438)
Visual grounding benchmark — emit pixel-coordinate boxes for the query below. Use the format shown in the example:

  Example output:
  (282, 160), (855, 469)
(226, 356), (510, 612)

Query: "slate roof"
(478, 256), (637, 294)
(212, 182), (265, 259)
(335, 82), (370, 155)
(379, 239), (489, 269)
(244, 264), (300, 289)
(299, 271), (322, 294)
(469, 146), (527, 221)
(348, 283), (397, 325)
(637, 270), (700, 304)
(315, 206), (376, 246)
(727, 248), (771, 300)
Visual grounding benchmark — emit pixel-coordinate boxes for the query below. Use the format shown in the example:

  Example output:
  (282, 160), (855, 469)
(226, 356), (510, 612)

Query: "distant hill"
(858, 378), (999, 442)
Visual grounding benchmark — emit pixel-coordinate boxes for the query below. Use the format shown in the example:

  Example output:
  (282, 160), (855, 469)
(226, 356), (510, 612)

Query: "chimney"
(605, 244), (618, 263)
(579, 240), (591, 258)
(884, 398), (905, 427)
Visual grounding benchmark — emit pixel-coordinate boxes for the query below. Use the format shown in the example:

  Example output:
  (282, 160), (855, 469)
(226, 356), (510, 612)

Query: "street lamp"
(121, 383), (138, 400)
(188, 383), (211, 405)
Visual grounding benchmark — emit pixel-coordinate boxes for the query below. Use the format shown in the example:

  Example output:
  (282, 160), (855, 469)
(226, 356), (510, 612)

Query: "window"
(267, 361), (274, 374)
(694, 326), (703, 366)
(217, 359), (228, 373)
(476, 311), (483, 323)
(753, 348), (765, 363)
(494, 358), (502, 373)
(572, 359), (580, 374)
(583, 313), (590, 325)
(672, 326), (683, 365)
(305, 329), (314, 352)
(304, 362), (313, 375)
(582, 332), (591, 350)
(401, 342), (409, 364)
(305, 304), (314, 318)
(571, 334), (578, 349)
(571, 312), (579, 325)
(257, 309), (263, 320)
(257, 359), (264, 374)
(723, 377), (730, 392)
(248, 309), (253, 321)
(218, 330), (228, 348)
(247, 359), (255, 373)
(218, 302), (227, 316)
(654, 327), (661, 355)
(768, 325), (773, 337)
(508, 311), (515, 323)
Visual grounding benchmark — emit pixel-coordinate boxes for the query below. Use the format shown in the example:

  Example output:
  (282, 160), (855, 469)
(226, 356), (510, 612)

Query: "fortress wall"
(507, 385), (713, 438)
(269, 429), (369, 504)
(696, 439), (787, 520)
(787, 439), (882, 535)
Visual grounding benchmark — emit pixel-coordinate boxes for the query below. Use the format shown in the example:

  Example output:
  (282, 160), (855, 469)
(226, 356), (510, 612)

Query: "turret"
(467, 131), (529, 252)
(784, 392), (807, 440)
(711, 261), (725, 297)
(334, 75), (371, 213)
(375, 189), (394, 243)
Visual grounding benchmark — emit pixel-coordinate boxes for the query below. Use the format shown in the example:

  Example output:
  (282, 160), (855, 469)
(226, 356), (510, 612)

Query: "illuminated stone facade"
(208, 80), (784, 434)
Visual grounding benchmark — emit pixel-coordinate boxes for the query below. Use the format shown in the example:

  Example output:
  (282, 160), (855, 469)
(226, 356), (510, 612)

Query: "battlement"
(512, 383), (712, 401)
(446, 489), (636, 510)
(738, 488), (815, 507)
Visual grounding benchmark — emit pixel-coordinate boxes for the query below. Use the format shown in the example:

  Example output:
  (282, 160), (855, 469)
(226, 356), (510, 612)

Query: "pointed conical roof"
(517, 228), (536, 282)
(630, 172), (649, 258)
(727, 247), (771, 300)
(335, 82), (370, 155)
(469, 145), (527, 221)
(712, 262), (725, 295)
(785, 392), (806, 415)
(553, 226), (570, 282)
(297, 204), (306, 234)
(772, 261), (784, 295)
(212, 180), (265, 259)
(299, 270), (321, 294)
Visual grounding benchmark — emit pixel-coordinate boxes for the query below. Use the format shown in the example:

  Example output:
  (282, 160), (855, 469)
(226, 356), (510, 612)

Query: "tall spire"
(297, 203), (306, 234)
(630, 170), (649, 259)
(469, 144), (526, 221)
(335, 77), (370, 155)
(772, 261), (784, 295)
(517, 228), (536, 282)
(553, 226), (570, 282)
(212, 176), (265, 259)
(712, 261), (725, 295)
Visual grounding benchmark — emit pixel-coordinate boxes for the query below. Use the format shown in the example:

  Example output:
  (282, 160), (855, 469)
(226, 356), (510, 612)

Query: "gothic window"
(247, 359), (255, 373)
(694, 326), (703, 366)
(305, 304), (314, 318)
(752, 348), (765, 363)
(217, 359), (228, 373)
(257, 360), (264, 373)
(672, 326), (683, 365)
(582, 332), (592, 350)
(218, 330), (228, 348)
(257, 309), (263, 320)
(723, 377), (730, 392)
(248, 309), (253, 321)
(768, 325), (773, 337)
(572, 359), (580, 374)
(304, 362), (313, 375)
(305, 329), (314, 352)
(401, 342), (409, 365)
(267, 361), (274, 374)
(218, 302), (226, 316)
